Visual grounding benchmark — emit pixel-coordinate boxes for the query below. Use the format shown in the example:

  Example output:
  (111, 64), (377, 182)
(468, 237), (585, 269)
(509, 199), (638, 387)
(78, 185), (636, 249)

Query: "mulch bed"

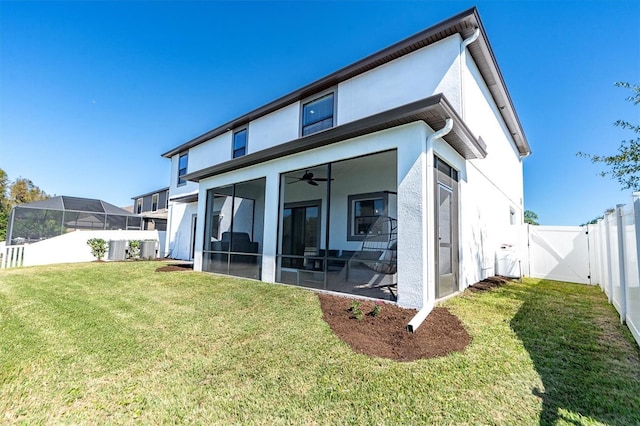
(318, 293), (471, 362)
(155, 263), (193, 272)
(153, 266), (506, 360)
(467, 275), (513, 292)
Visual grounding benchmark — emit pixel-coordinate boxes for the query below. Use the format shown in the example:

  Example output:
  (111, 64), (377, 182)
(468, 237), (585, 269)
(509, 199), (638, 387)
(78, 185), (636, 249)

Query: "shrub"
(87, 238), (108, 260)
(128, 240), (141, 259)
(371, 301), (383, 317)
(349, 300), (363, 320)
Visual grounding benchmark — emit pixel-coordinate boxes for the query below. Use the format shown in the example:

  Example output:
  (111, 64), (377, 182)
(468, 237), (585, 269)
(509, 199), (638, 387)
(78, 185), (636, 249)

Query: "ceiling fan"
(287, 170), (334, 186)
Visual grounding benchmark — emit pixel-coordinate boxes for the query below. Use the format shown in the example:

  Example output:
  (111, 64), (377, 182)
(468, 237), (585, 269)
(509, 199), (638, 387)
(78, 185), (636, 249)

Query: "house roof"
(162, 7), (530, 160)
(182, 94), (485, 183)
(131, 187), (169, 200)
(14, 196), (137, 216)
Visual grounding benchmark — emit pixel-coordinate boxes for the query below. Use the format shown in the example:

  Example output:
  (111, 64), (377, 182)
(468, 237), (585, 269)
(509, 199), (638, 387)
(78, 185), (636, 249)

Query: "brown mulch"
(467, 275), (513, 292)
(318, 293), (471, 362)
(155, 263), (193, 272)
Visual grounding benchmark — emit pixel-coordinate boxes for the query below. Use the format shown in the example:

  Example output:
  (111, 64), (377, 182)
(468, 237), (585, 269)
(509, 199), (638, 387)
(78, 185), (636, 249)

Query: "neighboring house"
(131, 188), (169, 232)
(161, 7), (530, 315)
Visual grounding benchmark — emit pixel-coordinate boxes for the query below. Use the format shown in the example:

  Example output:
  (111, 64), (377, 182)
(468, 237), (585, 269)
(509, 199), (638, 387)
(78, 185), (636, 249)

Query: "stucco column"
(423, 137), (437, 311)
(165, 202), (175, 261)
(192, 190), (206, 272)
(396, 123), (434, 310)
(260, 170), (280, 283)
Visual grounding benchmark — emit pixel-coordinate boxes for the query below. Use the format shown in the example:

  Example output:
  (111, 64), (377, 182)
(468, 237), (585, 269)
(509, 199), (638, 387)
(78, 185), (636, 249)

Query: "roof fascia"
(169, 192), (199, 204)
(131, 187), (170, 200)
(161, 7), (487, 158)
(465, 9), (531, 156)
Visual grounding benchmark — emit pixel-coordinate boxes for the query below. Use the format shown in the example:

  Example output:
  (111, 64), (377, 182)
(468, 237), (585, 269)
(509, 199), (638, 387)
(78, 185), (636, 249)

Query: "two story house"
(161, 7), (530, 317)
(131, 187), (169, 232)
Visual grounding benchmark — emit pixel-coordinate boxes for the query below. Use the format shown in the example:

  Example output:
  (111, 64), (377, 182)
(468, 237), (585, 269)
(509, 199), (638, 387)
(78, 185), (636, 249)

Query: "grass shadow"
(509, 279), (640, 425)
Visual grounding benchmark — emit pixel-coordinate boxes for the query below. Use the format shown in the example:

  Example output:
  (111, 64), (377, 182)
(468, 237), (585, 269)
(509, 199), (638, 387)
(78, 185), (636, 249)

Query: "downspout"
(407, 117), (454, 333)
(459, 28), (480, 120)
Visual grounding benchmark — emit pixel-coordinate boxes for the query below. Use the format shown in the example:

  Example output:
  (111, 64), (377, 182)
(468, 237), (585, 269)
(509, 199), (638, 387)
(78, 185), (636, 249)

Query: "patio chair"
(346, 216), (398, 299)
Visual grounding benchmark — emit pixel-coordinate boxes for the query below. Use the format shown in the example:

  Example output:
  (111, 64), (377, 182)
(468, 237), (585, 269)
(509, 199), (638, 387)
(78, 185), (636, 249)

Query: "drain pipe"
(461, 27), (480, 51)
(459, 28), (480, 120)
(406, 118), (454, 333)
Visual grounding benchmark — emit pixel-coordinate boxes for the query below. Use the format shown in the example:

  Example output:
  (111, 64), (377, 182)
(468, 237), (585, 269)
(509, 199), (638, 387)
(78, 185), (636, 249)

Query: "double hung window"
(178, 153), (188, 186)
(152, 194), (159, 212)
(233, 129), (247, 158)
(302, 93), (334, 136)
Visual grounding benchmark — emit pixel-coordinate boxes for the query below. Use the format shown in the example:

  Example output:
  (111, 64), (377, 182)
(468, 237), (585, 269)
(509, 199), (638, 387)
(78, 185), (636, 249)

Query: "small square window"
(302, 93), (334, 136)
(233, 129), (247, 158)
(178, 153), (188, 186)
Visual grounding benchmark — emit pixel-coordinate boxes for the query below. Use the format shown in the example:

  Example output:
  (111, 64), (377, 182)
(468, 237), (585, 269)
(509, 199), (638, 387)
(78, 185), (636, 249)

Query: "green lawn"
(1, 262), (639, 425)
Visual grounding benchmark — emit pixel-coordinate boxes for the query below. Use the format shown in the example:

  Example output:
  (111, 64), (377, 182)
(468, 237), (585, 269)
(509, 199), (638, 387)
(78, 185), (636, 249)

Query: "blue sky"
(1, 0), (638, 225)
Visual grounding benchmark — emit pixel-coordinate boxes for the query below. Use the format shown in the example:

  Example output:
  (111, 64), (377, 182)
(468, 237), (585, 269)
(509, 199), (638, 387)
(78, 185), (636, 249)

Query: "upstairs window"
(152, 193), (159, 212)
(302, 93), (334, 136)
(178, 153), (188, 186)
(233, 129), (247, 158)
(136, 198), (143, 214)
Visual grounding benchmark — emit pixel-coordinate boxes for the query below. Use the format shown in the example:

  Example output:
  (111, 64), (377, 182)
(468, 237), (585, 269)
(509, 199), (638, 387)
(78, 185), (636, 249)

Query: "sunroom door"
(435, 157), (459, 299)
(281, 202), (320, 269)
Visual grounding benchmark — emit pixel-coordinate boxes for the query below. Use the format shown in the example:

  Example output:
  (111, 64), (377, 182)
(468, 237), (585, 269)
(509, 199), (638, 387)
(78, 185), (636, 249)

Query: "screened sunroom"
(276, 150), (398, 300)
(199, 150), (399, 301)
(6, 196), (142, 245)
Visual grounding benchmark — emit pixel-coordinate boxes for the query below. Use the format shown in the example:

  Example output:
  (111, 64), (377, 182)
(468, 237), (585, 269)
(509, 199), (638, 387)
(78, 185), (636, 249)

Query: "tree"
(0, 169), (8, 241)
(580, 208), (615, 226)
(0, 170), (50, 241)
(524, 210), (539, 225)
(8, 177), (49, 208)
(578, 82), (640, 190)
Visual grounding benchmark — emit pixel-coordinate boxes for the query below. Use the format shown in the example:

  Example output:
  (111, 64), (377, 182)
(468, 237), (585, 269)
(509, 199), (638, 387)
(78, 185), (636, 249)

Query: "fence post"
(604, 212), (614, 302)
(587, 224), (598, 285)
(631, 192), (640, 323)
(596, 219), (605, 292)
(616, 204), (628, 324)
(526, 224), (532, 278)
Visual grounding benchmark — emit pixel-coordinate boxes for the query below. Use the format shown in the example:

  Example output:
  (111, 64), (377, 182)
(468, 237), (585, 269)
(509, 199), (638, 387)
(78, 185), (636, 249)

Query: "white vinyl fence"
(526, 225), (592, 284)
(589, 194), (640, 347)
(505, 207), (639, 348)
(1, 230), (167, 269)
(0, 243), (25, 269)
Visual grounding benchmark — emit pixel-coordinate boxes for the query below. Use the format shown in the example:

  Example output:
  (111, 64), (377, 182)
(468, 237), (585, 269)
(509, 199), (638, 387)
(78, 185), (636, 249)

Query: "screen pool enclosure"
(6, 196), (142, 245)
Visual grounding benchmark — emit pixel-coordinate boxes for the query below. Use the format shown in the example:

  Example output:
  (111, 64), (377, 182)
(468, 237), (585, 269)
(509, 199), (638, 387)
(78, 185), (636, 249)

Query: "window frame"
(151, 193), (159, 212)
(135, 198), (143, 214)
(177, 152), (188, 186)
(300, 90), (336, 137)
(347, 191), (388, 241)
(509, 207), (517, 225)
(232, 128), (248, 159)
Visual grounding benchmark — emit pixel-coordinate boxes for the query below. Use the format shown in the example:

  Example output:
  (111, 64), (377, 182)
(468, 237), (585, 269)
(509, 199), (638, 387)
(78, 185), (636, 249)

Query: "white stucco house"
(161, 7), (530, 323)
